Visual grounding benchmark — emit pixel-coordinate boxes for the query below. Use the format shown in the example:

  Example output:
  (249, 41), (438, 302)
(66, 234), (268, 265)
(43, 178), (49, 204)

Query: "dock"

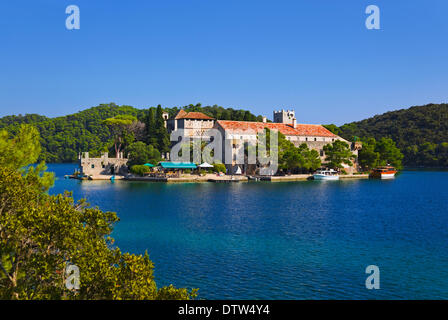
(208, 178), (241, 183)
(70, 173), (369, 183)
(253, 174), (370, 182)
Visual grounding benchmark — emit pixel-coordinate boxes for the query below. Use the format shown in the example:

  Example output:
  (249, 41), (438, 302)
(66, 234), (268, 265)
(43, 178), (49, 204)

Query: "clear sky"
(1, 0), (447, 125)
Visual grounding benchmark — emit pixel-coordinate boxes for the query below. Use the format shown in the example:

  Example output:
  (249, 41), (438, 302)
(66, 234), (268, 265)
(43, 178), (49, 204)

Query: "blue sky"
(1, 0), (447, 125)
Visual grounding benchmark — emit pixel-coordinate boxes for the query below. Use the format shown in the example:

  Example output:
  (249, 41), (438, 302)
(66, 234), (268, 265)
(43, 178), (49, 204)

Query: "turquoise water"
(50, 164), (448, 299)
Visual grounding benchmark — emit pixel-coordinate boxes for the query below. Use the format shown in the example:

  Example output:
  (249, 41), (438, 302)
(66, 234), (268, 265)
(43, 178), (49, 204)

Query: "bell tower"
(273, 109), (295, 125)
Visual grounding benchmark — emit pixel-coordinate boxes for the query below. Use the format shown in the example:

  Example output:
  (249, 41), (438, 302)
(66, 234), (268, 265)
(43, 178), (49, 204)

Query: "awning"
(159, 162), (197, 169)
(198, 162), (214, 168)
(143, 163), (154, 167)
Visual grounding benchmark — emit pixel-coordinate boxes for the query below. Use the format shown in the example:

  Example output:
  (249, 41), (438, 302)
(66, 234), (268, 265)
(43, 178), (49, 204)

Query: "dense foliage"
(130, 164), (152, 176)
(326, 103), (448, 167)
(125, 142), (161, 167)
(0, 125), (197, 299)
(212, 163), (226, 173)
(103, 114), (142, 156)
(255, 129), (321, 174)
(0, 103), (263, 164)
(165, 103), (265, 122)
(323, 140), (355, 170)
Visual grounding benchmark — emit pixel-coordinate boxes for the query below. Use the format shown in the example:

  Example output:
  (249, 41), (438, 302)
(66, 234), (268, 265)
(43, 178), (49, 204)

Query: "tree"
(0, 124), (40, 171)
(155, 105), (171, 154)
(297, 143), (321, 171)
(213, 163), (226, 173)
(128, 120), (146, 142)
(0, 126), (197, 300)
(280, 148), (304, 173)
(336, 103), (448, 167)
(276, 132), (305, 173)
(146, 108), (157, 146)
(323, 124), (342, 136)
(125, 141), (161, 167)
(130, 164), (151, 176)
(358, 137), (380, 170)
(249, 130), (321, 174)
(0, 124), (54, 191)
(0, 103), (264, 163)
(103, 115), (137, 157)
(375, 137), (404, 169)
(437, 142), (448, 167)
(323, 140), (355, 170)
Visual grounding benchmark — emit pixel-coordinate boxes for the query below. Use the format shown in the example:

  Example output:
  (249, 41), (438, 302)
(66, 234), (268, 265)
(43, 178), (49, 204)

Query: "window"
(320, 150), (324, 156)
(314, 138), (317, 141)
(305, 138), (308, 141)
(91, 164), (95, 169)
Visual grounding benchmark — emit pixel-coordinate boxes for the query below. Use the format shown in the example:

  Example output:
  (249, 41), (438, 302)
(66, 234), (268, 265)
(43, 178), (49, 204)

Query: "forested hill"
(0, 103), (264, 163)
(3, 102), (447, 166)
(335, 103), (448, 167)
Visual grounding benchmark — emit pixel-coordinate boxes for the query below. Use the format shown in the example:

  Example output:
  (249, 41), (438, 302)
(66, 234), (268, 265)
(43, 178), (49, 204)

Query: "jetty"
(207, 176), (249, 183)
(126, 174), (248, 183)
(258, 174), (369, 182)
(70, 173), (369, 183)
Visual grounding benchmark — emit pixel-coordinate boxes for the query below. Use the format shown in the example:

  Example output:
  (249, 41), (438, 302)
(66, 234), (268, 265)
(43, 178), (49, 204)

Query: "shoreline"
(68, 173), (370, 183)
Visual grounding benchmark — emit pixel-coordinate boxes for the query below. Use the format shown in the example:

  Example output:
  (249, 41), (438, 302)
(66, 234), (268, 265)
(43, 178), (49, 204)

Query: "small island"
(70, 108), (401, 183)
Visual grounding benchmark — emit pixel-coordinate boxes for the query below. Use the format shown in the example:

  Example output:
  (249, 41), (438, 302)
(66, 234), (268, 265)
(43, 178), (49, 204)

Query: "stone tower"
(273, 109), (295, 125)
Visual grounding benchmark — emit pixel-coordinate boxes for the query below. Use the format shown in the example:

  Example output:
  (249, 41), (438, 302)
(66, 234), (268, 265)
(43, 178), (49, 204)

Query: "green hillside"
(335, 103), (448, 167)
(0, 103), (263, 163)
(2, 102), (447, 167)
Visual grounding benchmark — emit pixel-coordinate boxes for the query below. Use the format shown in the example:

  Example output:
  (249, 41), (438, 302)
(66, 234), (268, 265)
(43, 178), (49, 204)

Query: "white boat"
(313, 169), (339, 181)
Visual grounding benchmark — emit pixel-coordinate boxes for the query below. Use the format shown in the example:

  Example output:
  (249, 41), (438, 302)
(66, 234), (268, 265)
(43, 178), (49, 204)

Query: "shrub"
(213, 163), (226, 173)
(125, 142), (161, 167)
(130, 165), (151, 176)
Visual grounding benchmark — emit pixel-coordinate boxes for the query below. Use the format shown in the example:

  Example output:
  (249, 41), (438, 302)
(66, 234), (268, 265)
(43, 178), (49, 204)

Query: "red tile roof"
(174, 110), (188, 119)
(216, 120), (336, 137)
(175, 110), (214, 120)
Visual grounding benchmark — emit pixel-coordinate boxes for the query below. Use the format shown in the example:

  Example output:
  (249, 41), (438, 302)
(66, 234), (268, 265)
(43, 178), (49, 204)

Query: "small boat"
(370, 166), (397, 179)
(313, 169), (339, 181)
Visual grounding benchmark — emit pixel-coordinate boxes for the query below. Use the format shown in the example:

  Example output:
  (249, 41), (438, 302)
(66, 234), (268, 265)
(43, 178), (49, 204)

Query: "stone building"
(273, 109), (296, 125)
(79, 152), (128, 176)
(214, 109), (361, 175)
(165, 110), (215, 139)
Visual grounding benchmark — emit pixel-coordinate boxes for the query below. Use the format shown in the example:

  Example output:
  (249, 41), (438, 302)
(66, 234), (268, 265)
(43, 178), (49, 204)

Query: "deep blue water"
(49, 164), (448, 299)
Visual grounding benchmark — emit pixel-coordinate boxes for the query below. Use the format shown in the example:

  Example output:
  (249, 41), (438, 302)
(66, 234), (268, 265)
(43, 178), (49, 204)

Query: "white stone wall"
(79, 153), (128, 176)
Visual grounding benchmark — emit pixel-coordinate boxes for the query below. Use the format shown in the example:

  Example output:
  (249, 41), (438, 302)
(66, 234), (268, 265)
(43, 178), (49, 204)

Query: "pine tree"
(323, 140), (356, 170)
(155, 105), (171, 154)
(146, 107), (157, 146)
